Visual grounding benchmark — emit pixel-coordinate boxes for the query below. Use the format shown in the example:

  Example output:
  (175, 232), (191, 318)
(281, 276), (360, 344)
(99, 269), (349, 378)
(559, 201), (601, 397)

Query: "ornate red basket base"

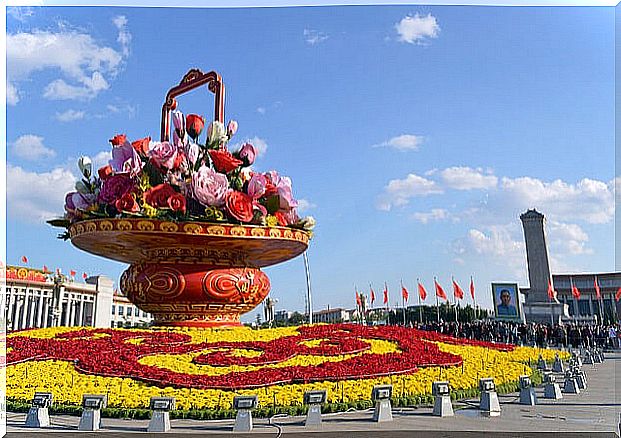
(121, 263), (271, 328)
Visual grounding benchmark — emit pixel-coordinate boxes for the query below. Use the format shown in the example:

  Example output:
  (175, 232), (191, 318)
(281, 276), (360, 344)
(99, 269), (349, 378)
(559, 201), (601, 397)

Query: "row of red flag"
(547, 276), (621, 301)
(356, 277), (476, 307)
(21, 256), (89, 280)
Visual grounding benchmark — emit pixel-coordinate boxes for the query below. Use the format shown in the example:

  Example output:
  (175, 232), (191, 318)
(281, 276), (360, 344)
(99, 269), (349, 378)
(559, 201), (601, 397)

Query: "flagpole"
(471, 276), (477, 321)
(452, 276), (458, 323)
(401, 280), (406, 326)
(548, 276), (554, 326)
(417, 278), (422, 324)
(435, 277), (440, 323)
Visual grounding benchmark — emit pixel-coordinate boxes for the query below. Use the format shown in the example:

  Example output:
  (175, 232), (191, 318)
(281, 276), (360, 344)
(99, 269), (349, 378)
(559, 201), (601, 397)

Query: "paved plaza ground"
(6, 353), (620, 437)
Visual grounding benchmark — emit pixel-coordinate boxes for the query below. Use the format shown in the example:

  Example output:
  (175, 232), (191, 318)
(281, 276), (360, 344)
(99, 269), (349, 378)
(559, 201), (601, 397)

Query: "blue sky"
(5, 5), (615, 321)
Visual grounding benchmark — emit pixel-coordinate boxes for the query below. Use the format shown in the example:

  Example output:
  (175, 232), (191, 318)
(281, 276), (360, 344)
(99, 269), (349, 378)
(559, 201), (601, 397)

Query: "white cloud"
(257, 107), (266, 115)
(7, 82), (20, 105)
(412, 208), (449, 224)
(395, 13), (440, 45)
(55, 109), (86, 122)
(499, 176), (613, 224)
(297, 199), (316, 213)
(113, 16), (131, 57)
(304, 29), (329, 45)
(376, 173), (443, 211)
(106, 102), (137, 119)
(7, 6), (35, 22)
(373, 134), (424, 151)
(11, 135), (56, 161)
(440, 166), (498, 190)
(7, 164), (76, 222)
(548, 221), (593, 255)
(92, 150), (112, 172)
(7, 19), (130, 102)
(453, 225), (527, 280)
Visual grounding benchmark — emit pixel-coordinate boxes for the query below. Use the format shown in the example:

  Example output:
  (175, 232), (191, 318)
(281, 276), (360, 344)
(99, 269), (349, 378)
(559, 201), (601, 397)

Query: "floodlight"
(82, 394), (107, 410)
(432, 381), (450, 397)
(371, 385), (392, 401)
(233, 395), (258, 410)
(519, 375), (532, 389)
(479, 378), (495, 392)
(149, 397), (175, 411)
(304, 390), (327, 405)
(31, 392), (53, 408)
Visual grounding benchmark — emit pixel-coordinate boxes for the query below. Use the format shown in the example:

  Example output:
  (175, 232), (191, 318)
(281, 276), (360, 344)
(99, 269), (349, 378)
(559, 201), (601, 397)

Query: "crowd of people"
(414, 320), (621, 350)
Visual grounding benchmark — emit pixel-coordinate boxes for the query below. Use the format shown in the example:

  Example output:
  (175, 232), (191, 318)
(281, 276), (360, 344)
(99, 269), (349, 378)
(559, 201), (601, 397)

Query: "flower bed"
(7, 324), (566, 412)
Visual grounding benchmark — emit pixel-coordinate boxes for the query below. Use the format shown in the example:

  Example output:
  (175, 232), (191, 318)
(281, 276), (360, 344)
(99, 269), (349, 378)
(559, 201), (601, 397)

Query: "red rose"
(143, 183), (177, 208)
(115, 193), (139, 213)
(186, 114), (205, 139)
(263, 179), (278, 197)
(167, 192), (186, 213)
(209, 149), (242, 173)
(274, 211), (289, 227)
(131, 136), (150, 156)
(109, 134), (127, 146)
(98, 164), (113, 181)
(225, 191), (254, 222)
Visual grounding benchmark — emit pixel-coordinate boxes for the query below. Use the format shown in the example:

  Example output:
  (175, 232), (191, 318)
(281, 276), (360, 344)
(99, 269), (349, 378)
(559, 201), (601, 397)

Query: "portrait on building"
(492, 283), (521, 320)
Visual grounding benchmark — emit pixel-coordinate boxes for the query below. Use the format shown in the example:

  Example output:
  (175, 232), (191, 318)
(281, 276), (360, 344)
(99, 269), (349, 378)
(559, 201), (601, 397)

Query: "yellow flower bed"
(7, 325), (568, 411)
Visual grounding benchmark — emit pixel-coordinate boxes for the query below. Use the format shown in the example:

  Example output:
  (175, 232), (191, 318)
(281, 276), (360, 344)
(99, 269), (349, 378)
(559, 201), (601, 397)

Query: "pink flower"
(172, 110), (184, 132)
(109, 142), (142, 177)
(227, 120), (238, 137)
(149, 141), (178, 169)
(98, 175), (135, 204)
(266, 171), (298, 210)
(239, 142), (256, 166)
(65, 192), (95, 212)
(186, 142), (200, 166)
(247, 173), (267, 199)
(191, 166), (229, 207)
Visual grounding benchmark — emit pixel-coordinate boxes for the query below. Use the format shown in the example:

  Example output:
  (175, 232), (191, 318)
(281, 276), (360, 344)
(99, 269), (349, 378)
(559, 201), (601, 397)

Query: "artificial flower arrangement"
(50, 108), (315, 238)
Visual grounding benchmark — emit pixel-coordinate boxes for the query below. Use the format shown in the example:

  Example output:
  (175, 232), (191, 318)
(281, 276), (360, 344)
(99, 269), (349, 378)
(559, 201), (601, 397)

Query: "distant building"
(274, 309), (293, 324)
(312, 307), (352, 324)
(2, 266), (153, 331)
(552, 272), (620, 322)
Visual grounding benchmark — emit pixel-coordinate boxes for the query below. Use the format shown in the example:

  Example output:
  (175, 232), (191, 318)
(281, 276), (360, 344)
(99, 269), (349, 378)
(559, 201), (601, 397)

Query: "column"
(36, 295), (45, 328)
(61, 300), (69, 326)
(42, 296), (51, 328)
(68, 295), (76, 326)
(77, 296), (85, 327)
(17, 290), (27, 330)
(27, 292), (37, 328)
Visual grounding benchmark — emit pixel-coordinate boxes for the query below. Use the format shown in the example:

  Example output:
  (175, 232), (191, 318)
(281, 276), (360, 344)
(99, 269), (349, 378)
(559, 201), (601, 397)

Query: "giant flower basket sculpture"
(53, 69), (314, 327)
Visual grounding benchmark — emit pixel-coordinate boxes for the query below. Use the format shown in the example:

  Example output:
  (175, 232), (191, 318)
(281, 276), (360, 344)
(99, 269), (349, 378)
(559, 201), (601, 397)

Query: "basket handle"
(160, 68), (225, 142)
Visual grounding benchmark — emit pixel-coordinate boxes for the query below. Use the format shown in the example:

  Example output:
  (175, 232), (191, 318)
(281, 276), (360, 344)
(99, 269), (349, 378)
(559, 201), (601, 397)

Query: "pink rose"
(98, 175), (135, 204)
(65, 192), (95, 212)
(191, 166), (229, 207)
(247, 173), (267, 199)
(149, 141), (178, 169)
(110, 142), (142, 177)
(239, 142), (256, 166)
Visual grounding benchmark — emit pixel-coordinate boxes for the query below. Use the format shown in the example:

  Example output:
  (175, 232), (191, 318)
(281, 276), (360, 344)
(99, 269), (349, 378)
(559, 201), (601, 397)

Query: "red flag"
(401, 284), (409, 302)
(452, 279), (464, 300)
(594, 277), (601, 300)
(417, 281), (427, 300)
(383, 283), (389, 305)
(469, 277), (475, 300)
(43, 265), (49, 273)
(370, 286), (375, 305)
(82, 272), (88, 280)
(571, 284), (580, 299)
(70, 270), (77, 277)
(615, 286), (621, 302)
(21, 255), (28, 264)
(355, 289), (361, 307)
(435, 279), (447, 300)
(547, 279), (556, 301)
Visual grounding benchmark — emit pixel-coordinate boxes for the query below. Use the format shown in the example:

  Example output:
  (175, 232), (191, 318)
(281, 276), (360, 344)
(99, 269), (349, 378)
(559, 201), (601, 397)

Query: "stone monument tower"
(520, 209), (568, 323)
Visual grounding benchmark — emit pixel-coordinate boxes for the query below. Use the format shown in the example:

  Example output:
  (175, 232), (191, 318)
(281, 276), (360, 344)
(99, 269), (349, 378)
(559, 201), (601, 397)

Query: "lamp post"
(303, 251), (313, 324)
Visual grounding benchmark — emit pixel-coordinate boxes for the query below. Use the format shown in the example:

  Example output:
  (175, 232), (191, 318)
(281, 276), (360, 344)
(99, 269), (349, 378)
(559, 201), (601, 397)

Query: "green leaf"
(142, 160), (165, 186)
(265, 195), (280, 214)
(47, 218), (70, 228)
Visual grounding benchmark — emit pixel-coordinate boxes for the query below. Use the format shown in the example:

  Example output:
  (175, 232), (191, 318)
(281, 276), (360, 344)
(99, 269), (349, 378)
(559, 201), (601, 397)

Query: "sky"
(5, 4), (616, 322)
